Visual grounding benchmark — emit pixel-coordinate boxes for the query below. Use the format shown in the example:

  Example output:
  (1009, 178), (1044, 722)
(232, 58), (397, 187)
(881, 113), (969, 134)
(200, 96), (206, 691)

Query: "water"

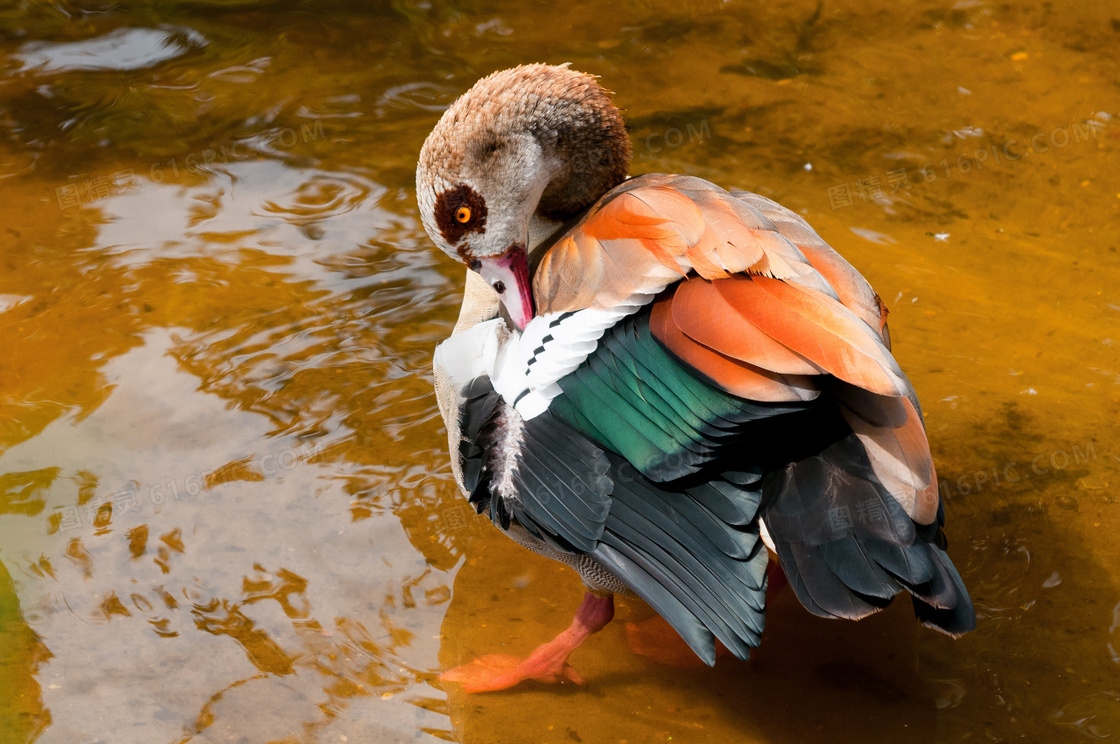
(0, 1), (1117, 742)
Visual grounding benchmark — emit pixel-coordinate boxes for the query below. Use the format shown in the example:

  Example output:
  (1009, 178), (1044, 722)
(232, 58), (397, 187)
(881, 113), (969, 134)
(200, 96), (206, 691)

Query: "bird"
(416, 64), (975, 693)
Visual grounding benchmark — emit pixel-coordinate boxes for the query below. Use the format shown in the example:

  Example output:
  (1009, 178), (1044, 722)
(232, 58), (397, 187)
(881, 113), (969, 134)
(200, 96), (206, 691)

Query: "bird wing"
(533, 174), (936, 526)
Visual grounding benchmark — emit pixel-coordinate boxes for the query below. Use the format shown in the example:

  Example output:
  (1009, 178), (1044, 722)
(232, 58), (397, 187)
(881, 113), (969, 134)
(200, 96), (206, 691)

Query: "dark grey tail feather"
(862, 537), (936, 586)
(819, 539), (902, 600)
(602, 511), (758, 658)
(592, 543), (718, 664)
(775, 539), (889, 620)
(909, 546), (976, 636)
(762, 429), (975, 636)
(592, 454), (769, 665)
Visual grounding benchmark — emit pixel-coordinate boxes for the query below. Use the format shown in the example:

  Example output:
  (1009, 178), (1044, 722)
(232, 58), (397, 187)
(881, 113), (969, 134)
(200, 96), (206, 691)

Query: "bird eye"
(492, 280), (505, 295)
(434, 185), (486, 245)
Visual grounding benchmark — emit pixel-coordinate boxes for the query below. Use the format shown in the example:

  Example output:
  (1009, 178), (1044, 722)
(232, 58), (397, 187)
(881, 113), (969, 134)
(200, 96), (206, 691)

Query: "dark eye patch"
(434, 184), (487, 251)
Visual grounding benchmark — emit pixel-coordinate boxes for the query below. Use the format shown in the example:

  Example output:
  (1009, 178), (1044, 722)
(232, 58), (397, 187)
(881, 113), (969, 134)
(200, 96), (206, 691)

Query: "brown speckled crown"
(419, 64), (632, 223)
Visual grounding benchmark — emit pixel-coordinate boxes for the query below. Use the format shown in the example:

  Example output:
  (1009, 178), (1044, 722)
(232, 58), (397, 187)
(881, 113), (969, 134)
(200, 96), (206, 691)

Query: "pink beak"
(473, 245), (535, 330)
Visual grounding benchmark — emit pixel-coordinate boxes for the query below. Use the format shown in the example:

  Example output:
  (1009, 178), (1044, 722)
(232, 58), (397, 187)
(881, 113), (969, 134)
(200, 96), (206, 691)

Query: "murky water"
(0, 1), (1117, 742)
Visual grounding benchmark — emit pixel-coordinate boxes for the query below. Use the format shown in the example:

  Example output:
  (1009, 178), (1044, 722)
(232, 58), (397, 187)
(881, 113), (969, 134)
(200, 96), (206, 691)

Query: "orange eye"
(455, 206), (472, 223)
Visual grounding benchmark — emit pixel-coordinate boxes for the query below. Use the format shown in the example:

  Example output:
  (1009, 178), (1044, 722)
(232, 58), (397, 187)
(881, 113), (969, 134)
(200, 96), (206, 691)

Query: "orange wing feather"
(712, 276), (907, 397)
(730, 190), (890, 345)
(670, 279), (822, 376)
(649, 298), (819, 403)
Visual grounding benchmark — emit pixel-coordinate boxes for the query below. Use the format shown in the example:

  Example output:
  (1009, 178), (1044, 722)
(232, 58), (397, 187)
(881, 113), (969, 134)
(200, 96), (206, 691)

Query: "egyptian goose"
(417, 64), (974, 693)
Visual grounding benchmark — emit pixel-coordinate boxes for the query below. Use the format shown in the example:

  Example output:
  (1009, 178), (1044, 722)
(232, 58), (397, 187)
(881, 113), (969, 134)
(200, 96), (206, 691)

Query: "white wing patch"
(501, 291), (660, 419)
(434, 290), (663, 422)
(433, 318), (509, 390)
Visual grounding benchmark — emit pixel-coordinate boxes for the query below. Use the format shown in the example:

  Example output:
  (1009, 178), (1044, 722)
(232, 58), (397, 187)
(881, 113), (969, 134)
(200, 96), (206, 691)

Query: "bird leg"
(441, 591), (615, 693)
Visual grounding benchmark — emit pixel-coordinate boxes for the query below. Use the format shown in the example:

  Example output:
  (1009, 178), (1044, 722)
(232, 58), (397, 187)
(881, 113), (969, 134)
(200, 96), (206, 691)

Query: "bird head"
(416, 64), (631, 329)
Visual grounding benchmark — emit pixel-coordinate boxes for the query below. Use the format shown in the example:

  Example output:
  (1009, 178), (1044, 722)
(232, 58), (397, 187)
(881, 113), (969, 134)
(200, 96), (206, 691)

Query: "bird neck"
(528, 211), (565, 254)
(527, 98), (632, 225)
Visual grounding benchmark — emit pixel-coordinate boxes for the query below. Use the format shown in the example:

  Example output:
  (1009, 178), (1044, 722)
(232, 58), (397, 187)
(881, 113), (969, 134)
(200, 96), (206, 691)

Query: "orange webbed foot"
(441, 651), (584, 693)
(441, 591), (613, 694)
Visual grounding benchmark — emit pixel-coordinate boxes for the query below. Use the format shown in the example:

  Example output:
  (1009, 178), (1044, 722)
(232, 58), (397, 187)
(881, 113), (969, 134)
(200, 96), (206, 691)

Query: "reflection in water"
(0, 318), (458, 741)
(14, 27), (207, 73)
(0, 0), (1117, 742)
